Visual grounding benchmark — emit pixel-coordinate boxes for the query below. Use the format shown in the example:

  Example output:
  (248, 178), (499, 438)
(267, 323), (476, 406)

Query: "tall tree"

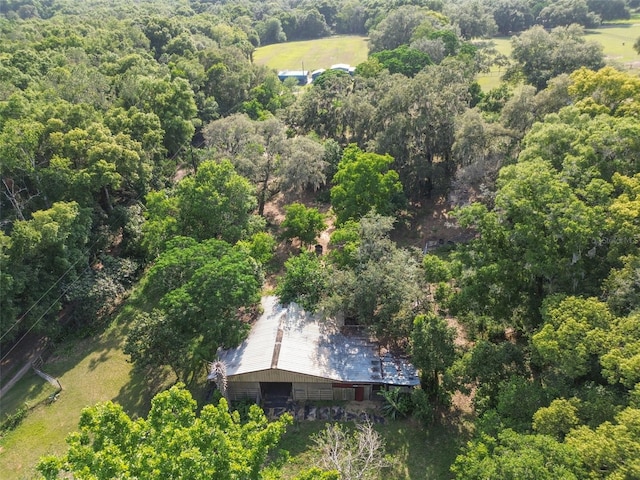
(203, 115), (327, 215)
(125, 237), (262, 380)
(374, 60), (473, 198)
(490, 0), (534, 35)
(411, 312), (457, 399)
(324, 213), (425, 341)
(368, 5), (435, 53)
(446, 0), (497, 39)
(507, 24), (604, 90)
(536, 0), (600, 28)
(281, 202), (326, 247)
(330, 145), (403, 225)
(276, 251), (327, 311)
(121, 75), (197, 155)
(452, 158), (604, 330)
(142, 159), (258, 255)
(38, 384), (292, 480)
(532, 296), (611, 381)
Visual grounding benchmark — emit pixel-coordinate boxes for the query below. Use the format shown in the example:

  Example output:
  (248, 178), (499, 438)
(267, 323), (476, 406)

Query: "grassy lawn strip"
(279, 419), (467, 480)
(253, 35), (369, 72)
(0, 373), (59, 420)
(584, 23), (640, 64)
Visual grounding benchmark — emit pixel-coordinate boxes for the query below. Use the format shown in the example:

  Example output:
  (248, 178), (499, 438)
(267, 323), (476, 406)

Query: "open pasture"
(478, 21), (640, 90)
(253, 35), (369, 72)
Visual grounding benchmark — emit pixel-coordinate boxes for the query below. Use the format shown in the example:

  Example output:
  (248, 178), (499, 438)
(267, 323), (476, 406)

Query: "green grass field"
(585, 23), (640, 64)
(253, 35), (369, 72)
(477, 20), (640, 90)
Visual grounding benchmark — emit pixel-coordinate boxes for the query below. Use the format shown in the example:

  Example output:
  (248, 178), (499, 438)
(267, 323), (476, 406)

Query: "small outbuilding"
(330, 63), (356, 75)
(277, 70), (309, 85)
(311, 68), (326, 81)
(210, 297), (419, 403)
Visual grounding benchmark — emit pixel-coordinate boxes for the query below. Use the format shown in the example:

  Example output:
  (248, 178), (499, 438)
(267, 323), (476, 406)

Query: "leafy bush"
(1, 406), (27, 435)
(276, 251), (327, 311)
(378, 387), (413, 419)
(65, 256), (139, 330)
(411, 388), (434, 426)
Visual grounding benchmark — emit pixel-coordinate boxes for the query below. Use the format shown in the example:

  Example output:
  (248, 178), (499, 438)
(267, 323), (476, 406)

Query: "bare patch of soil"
(394, 196), (474, 251)
(262, 189), (334, 291)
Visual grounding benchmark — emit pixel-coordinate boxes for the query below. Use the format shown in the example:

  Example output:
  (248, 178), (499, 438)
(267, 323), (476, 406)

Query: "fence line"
(32, 363), (62, 391)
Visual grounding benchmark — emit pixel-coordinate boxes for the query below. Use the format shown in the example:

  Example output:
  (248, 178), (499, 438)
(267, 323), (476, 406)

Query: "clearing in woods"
(253, 35), (369, 72)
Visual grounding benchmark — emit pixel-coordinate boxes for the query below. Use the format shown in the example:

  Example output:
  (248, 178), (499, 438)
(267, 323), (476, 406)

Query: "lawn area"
(253, 35), (369, 72)
(279, 418), (469, 479)
(584, 23), (640, 66)
(477, 21), (640, 90)
(0, 303), (175, 480)
(476, 37), (511, 91)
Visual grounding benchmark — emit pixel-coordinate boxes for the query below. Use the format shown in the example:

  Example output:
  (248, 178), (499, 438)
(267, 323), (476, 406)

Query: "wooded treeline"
(1, 0), (640, 478)
(3, 0), (635, 40)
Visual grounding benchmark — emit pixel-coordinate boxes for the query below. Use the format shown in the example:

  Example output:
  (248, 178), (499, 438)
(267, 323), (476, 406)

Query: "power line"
(0, 265), (91, 364)
(0, 139), (190, 362)
(0, 251), (91, 342)
(0, 197), (142, 347)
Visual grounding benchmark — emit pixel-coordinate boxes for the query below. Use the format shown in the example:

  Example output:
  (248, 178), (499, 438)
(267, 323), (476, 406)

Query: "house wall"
(292, 382), (333, 401)
(227, 381), (261, 402)
(332, 384), (373, 401)
(229, 369), (334, 384)
(227, 370), (386, 402)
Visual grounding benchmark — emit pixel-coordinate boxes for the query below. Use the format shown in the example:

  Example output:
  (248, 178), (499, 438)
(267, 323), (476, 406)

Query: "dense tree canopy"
(507, 24), (604, 90)
(0, 201), (91, 342)
(142, 159), (258, 256)
(203, 115), (327, 215)
(2, 1), (640, 478)
(324, 212), (426, 341)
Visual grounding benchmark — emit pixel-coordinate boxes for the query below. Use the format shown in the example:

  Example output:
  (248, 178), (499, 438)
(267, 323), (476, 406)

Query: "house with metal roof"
(210, 296), (419, 403)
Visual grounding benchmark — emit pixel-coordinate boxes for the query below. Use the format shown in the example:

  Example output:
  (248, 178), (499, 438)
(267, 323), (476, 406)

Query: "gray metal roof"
(214, 296), (419, 386)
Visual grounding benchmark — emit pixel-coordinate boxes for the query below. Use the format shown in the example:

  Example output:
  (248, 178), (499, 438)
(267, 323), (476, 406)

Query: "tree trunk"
(258, 163), (272, 217)
(102, 186), (113, 213)
(2, 178), (26, 221)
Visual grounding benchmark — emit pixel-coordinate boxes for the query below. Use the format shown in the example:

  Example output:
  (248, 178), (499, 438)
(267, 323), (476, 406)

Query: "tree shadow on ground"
(114, 366), (175, 417)
(380, 415), (472, 480)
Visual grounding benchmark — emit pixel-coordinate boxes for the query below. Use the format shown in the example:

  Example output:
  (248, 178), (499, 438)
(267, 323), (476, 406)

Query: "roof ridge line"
(270, 310), (286, 369)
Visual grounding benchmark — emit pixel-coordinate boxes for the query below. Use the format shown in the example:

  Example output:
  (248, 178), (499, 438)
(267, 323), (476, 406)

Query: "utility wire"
(0, 198), (140, 350)
(1, 138), (193, 362)
(0, 265), (91, 364)
(0, 251), (92, 342)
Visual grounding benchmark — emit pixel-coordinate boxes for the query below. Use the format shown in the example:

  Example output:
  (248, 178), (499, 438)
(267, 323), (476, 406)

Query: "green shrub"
(1, 405), (28, 435)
